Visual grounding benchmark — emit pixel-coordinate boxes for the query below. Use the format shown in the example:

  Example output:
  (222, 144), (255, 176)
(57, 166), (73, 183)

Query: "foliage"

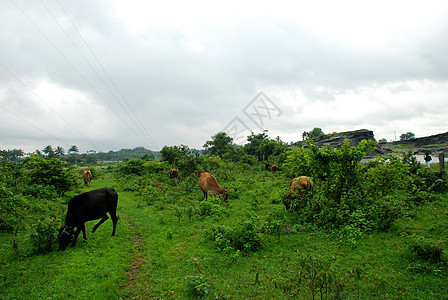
(203, 132), (234, 158)
(302, 127), (325, 140)
(273, 254), (355, 299)
(161, 144), (201, 174)
(29, 217), (60, 254)
(206, 214), (261, 252)
(0, 148), (24, 161)
(409, 236), (444, 263)
(0, 186), (26, 232)
(20, 155), (79, 195)
(400, 132), (416, 140)
(243, 130), (288, 161)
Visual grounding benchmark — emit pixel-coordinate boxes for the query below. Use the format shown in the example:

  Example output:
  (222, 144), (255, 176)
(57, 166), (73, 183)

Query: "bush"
(22, 184), (58, 200)
(0, 186), (26, 232)
(207, 215), (261, 252)
(20, 155), (79, 195)
(29, 217), (60, 254)
(195, 200), (228, 218)
(117, 158), (145, 176)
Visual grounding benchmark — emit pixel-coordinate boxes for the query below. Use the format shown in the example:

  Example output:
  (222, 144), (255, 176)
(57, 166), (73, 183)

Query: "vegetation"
(1, 132), (448, 299)
(400, 132), (416, 140)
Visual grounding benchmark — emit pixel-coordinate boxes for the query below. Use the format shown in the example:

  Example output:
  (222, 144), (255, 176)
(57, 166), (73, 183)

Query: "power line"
(0, 104), (71, 149)
(11, 0), (157, 151)
(0, 63), (102, 152)
(56, 0), (160, 151)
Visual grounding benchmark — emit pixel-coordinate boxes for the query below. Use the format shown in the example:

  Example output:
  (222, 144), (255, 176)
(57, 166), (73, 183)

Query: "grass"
(1, 164), (448, 299)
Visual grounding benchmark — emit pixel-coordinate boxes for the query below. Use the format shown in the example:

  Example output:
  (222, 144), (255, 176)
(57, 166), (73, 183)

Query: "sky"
(1, 0), (448, 153)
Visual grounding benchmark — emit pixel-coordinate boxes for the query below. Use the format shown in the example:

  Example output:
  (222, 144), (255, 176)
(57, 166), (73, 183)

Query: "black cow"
(58, 188), (118, 251)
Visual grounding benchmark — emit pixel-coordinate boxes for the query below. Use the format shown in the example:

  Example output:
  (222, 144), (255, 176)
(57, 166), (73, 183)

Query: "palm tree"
(42, 145), (55, 158)
(55, 146), (65, 157)
(68, 145), (79, 154)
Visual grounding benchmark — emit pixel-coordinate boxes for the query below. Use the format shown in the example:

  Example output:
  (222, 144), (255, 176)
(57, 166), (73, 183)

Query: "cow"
(271, 164), (279, 173)
(82, 170), (93, 187)
(58, 188), (118, 251)
(169, 168), (179, 179)
(289, 176), (314, 192)
(265, 162), (271, 170)
(198, 172), (228, 203)
(284, 176), (314, 210)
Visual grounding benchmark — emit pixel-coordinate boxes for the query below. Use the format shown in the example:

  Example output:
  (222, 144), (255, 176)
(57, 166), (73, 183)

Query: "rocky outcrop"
(312, 129), (391, 156)
(314, 129), (375, 148)
(392, 132), (448, 152)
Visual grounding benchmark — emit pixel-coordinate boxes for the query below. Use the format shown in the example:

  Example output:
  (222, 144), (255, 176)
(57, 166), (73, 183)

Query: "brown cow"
(271, 164), (279, 173)
(289, 176), (314, 192)
(169, 168), (179, 179)
(284, 176), (314, 210)
(198, 172), (228, 203)
(82, 170), (92, 187)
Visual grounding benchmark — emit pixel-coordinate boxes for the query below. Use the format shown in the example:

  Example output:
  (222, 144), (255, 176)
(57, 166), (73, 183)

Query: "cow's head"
(58, 225), (74, 251)
(219, 190), (228, 203)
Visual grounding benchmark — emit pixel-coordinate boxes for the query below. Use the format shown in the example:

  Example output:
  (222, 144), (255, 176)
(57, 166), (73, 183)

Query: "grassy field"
(1, 162), (447, 299)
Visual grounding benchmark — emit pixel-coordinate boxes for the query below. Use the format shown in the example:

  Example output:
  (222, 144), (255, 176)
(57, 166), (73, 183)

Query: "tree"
(302, 127), (324, 140)
(378, 138), (388, 144)
(400, 132), (415, 140)
(42, 145), (55, 158)
(0, 149), (24, 161)
(203, 132), (234, 158)
(55, 146), (65, 157)
(20, 155), (78, 195)
(68, 145), (79, 154)
(244, 130), (270, 160)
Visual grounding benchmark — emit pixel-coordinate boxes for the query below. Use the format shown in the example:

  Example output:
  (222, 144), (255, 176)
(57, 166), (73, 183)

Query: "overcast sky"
(1, 0), (447, 153)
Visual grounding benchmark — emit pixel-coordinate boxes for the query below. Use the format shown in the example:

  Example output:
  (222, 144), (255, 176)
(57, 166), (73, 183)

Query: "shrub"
(185, 274), (211, 298)
(29, 217), (60, 254)
(20, 155), (79, 195)
(206, 215), (262, 252)
(195, 200), (228, 218)
(117, 158), (145, 176)
(0, 186), (26, 232)
(22, 184), (58, 200)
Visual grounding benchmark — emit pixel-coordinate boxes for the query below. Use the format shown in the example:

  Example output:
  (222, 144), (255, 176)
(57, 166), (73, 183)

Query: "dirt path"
(121, 222), (144, 289)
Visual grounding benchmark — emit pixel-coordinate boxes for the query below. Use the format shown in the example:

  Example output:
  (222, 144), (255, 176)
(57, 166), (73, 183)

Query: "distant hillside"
(311, 129), (448, 155)
(389, 132), (448, 154)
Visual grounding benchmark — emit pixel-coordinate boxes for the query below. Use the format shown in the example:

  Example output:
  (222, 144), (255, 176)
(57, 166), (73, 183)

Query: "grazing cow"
(169, 168), (179, 179)
(58, 188), (118, 251)
(289, 176), (314, 192)
(284, 176), (314, 210)
(265, 162), (271, 170)
(198, 172), (228, 203)
(271, 164), (279, 173)
(82, 170), (93, 187)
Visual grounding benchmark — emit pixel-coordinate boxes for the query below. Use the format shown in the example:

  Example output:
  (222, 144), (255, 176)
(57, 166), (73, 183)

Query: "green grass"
(1, 165), (447, 299)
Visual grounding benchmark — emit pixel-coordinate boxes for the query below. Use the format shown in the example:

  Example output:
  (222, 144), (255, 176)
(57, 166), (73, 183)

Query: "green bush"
(22, 184), (58, 200)
(206, 215), (262, 253)
(195, 200), (228, 218)
(29, 217), (60, 254)
(117, 158), (145, 176)
(20, 155), (79, 195)
(0, 186), (26, 232)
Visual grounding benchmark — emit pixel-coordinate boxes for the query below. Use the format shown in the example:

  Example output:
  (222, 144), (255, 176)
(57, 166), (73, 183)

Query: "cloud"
(1, 0), (448, 152)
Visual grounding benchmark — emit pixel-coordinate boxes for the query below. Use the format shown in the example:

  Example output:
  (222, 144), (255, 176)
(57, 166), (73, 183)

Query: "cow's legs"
(110, 213), (118, 236)
(92, 215), (109, 233)
(81, 224), (87, 240)
(71, 225), (84, 247)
